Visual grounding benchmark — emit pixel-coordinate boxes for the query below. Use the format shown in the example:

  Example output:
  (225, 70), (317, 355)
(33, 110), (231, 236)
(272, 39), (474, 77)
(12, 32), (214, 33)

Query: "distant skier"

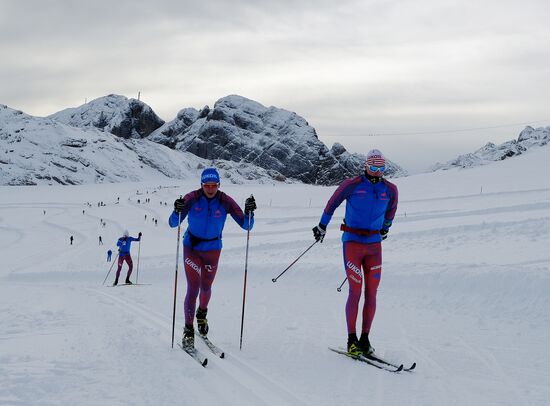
(313, 149), (398, 356)
(99, 236), (103, 245)
(114, 230), (142, 286)
(107, 249), (112, 262)
(70, 235), (74, 245)
(169, 167), (256, 350)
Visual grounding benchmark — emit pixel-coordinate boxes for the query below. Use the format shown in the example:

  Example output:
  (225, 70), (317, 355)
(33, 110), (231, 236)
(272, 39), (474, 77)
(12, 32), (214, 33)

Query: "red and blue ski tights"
(183, 246), (221, 326)
(343, 241), (382, 335)
(115, 254), (133, 281)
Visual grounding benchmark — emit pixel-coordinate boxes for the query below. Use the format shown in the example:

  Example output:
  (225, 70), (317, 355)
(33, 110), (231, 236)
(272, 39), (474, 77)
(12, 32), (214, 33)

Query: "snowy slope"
(1, 145), (550, 405)
(0, 104), (285, 186)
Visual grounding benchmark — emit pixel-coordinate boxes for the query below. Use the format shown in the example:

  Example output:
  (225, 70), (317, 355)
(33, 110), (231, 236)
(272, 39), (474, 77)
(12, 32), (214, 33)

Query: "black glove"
(244, 196), (256, 215)
(174, 198), (186, 213)
(312, 223), (326, 242)
(380, 229), (389, 240)
(138, 232), (142, 238)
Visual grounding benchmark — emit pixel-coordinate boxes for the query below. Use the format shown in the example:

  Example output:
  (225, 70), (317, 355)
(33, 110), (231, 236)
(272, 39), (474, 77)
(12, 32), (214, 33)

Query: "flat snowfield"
(2, 149), (550, 405)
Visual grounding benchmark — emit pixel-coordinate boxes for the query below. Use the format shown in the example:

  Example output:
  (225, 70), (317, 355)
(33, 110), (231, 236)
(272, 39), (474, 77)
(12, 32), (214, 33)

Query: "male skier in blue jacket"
(169, 168), (256, 350)
(313, 149), (398, 356)
(114, 230), (142, 286)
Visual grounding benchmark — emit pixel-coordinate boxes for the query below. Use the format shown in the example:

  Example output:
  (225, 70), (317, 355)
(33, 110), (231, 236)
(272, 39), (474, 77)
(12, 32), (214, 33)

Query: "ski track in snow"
(90, 287), (306, 406)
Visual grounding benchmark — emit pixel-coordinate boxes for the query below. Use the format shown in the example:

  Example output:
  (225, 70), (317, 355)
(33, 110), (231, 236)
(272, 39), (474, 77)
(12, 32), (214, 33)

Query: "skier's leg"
(361, 242), (382, 335)
(343, 241), (364, 335)
(115, 255), (124, 283)
(183, 246), (203, 327)
(197, 250), (221, 310)
(125, 255), (134, 282)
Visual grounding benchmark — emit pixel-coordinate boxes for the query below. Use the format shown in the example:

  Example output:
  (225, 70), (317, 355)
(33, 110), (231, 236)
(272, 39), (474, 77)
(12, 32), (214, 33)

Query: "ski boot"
(358, 333), (375, 356)
(196, 307), (209, 336)
(347, 333), (363, 356)
(125, 279), (133, 285)
(113, 278), (119, 286)
(182, 325), (194, 350)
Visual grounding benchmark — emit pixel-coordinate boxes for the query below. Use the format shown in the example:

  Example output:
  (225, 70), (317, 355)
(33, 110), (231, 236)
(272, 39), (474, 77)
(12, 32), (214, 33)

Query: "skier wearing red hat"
(313, 149), (398, 356)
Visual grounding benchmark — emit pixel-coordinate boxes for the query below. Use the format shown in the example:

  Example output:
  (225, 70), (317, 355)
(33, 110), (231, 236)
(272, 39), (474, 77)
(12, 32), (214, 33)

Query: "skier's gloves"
(138, 232), (142, 238)
(380, 229), (389, 240)
(244, 196), (257, 215)
(312, 223), (327, 242)
(174, 198), (186, 213)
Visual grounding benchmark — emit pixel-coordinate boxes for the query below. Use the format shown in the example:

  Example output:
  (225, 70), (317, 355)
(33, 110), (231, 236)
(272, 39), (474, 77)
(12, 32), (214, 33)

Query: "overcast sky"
(1, 0), (550, 172)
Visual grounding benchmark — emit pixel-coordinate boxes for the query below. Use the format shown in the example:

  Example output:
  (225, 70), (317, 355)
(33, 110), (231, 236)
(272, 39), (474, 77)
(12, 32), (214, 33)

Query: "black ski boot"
(182, 325), (194, 350)
(196, 307), (209, 336)
(358, 332), (375, 355)
(125, 279), (133, 285)
(347, 333), (362, 356)
(113, 279), (119, 286)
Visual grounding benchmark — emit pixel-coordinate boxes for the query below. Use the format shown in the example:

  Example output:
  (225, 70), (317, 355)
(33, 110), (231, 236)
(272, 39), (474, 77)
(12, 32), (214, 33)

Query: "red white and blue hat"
(366, 149), (385, 167)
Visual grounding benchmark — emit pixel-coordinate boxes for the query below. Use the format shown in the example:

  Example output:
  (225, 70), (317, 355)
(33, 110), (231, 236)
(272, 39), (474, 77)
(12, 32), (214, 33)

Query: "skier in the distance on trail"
(313, 149), (398, 357)
(114, 230), (142, 286)
(169, 168), (256, 351)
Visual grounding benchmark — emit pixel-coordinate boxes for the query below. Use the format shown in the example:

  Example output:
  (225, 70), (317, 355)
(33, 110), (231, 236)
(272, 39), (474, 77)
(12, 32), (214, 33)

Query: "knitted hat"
(200, 168), (220, 184)
(366, 149), (385, 167)
(365, 149), (386, 177)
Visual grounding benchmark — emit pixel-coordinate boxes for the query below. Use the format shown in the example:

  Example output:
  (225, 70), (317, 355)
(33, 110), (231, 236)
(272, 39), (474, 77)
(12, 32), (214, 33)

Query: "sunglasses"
(202, 183), (219, 189)
(368, 165), (386, 173)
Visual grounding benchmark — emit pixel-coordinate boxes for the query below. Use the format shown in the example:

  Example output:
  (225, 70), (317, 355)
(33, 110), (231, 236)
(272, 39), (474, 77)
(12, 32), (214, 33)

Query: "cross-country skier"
(169, 167), (256, 350)
(312, 149), (398, 356)
(107, 249), (112, 262)
(114, 230), (142, 286)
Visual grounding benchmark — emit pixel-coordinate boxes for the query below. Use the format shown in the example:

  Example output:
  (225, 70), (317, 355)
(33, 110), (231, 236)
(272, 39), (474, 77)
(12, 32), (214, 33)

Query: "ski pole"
(336, 277), (347, 292)
(102, 252), (119, 286)
(271, 240), (318, 283)
(136, 239), (141, 284)
(171, 212), (182, 349)
(239, 199), (253, 350)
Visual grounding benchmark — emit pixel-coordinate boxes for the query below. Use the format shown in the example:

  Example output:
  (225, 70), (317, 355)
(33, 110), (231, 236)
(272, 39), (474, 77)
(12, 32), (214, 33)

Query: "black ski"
(196, 334), (225, 358)
(110, 283), (152, 287)
(177, 343), (208, 367)
(365, 353), (416, 372)
(329, 348), (403, 372)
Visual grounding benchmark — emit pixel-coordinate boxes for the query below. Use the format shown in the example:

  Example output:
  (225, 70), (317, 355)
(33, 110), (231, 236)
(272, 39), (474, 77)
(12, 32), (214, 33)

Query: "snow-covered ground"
(1, 146), (550, 406)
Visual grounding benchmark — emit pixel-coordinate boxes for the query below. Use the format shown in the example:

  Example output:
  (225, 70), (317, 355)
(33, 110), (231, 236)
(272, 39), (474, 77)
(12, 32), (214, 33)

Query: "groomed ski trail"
(91, 287), (307, 406)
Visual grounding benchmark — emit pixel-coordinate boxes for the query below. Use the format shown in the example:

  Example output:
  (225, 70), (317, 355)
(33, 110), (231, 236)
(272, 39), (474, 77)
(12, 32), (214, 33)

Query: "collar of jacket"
(363, 172), (382, 184)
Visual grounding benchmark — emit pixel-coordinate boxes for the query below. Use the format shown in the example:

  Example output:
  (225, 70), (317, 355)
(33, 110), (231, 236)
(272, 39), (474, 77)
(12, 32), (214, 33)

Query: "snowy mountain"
(0, 104), (286, 186)
(48, 94), (164, 139)
(431, 125), (550, 171)
(148, 95), (407, 185)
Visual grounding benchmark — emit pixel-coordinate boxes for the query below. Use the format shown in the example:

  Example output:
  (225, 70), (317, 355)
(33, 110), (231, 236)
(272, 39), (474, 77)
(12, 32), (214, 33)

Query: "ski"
(177, 343), (208, 367)
(109, 283), (152, 287)
(329, 348), (403, 372)
(365, 353), (416, 372)
(196, 334), (225, 358)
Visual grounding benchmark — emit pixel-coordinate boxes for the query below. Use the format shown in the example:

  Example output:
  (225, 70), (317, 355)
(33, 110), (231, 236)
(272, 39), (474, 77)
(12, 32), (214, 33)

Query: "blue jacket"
(320, 175), (398, 243)
(168, 189), (254, 251)
(117, 236), (140, 255)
